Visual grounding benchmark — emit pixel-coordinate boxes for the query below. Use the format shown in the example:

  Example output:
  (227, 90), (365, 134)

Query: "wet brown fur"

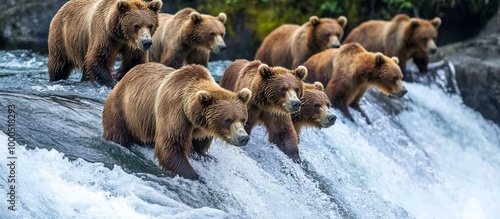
(344, 14), (441, 78)
(220, 59), (308, 162)
(255, 16), (347, 69)
(48, 0), (162, 86)
(291, 82), (334, 135)
(102, 63), (250, 180)
(149, 8), (227, 69)
(304, 43), (406, 124)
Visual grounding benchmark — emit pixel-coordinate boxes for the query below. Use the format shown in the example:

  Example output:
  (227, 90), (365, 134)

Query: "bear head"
(188, 11), (227, 54)
(193, 87), (252, 146)
(369, 53), (408, 98)
(308, 15), (348, 49)
(255, 63), (307, 114)
(295, 82), (336, 128)
(404, 17), (441, 55)
(114, 0), (162, 51)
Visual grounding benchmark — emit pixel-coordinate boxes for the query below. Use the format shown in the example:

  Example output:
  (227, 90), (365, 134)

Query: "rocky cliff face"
(436, 5), (500, 125)
(0, 0), (66, 52)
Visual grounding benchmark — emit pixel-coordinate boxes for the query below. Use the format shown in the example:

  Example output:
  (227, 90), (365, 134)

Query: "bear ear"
(375, 53), (385, 66)
(313, 82), (324, 91)
(309, 16), (320, 26)
(294, 65), (308, 80)
(258, 64), (273, 79)
(196, 90), (213, 105)
(190, 12), (202, 23)
(218, 13), (227, 23)
(409, 20), (420, 30)
(236, 88), (252, 104)
(430, 17), (441, 28)
(391, 56), (399, 64)
(337, 16), (348, 28)
(117, 0), (131, 12)
(148, 0), (163, 13)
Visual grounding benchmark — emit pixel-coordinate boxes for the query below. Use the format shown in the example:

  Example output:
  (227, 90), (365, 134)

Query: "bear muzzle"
(287, 91), (301, 112)
(320, 108), (337, 128)
(329, 36), (341, 48)
(136, 28), (153, 51)
(393, 87), (408, 98)
(212, 36), (226, 54)
(228, 122), (250, 146)
(427, 40), (437, 54)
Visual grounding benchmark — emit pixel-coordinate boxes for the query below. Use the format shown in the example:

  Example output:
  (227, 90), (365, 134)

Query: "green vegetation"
(189, 0), (498, 42)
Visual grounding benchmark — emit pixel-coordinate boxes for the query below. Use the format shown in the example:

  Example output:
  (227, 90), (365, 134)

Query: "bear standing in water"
(303, 43), (407, 124)
(48, 0), (162, 86)
(220, 59), (307, 162)
(344, 14), (441, 80)
(102, 63), (252, 180)
(149, 8), (227, 69)
(255, 15), (347, 69)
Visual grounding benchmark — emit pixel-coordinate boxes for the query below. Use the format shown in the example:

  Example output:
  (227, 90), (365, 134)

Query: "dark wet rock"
(434, 4), (500, 125)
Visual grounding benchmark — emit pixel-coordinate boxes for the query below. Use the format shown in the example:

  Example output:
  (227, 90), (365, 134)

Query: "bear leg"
(48, 53), (74, 81)
(262, 113), (301, 163)
(397, 57), (414, 82)
(102, 100), (136, 148)
(155, 135), (199, 180)
(191, 137), (217, 162)
(115, 49), (147, 81)
(413, 52), (429, 73)
(350, 101), (372, 125)
(83, 46), (115, 86)
(332, 99), (355, 123)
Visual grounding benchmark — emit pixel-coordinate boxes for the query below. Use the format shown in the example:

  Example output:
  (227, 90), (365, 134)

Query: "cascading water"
(1, 50), (499, 219)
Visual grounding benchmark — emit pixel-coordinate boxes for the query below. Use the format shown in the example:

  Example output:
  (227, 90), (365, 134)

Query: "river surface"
(0, 50), (499, 219)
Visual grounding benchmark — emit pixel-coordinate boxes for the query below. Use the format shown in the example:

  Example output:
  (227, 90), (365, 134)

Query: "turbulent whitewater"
(0, 50), (499, 219)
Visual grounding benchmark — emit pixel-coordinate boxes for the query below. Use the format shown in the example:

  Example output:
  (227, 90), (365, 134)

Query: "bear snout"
(218, 44), (227, 53)
(229, 122), (250, 146)
(320, 108), (336, 128)
(237, 135), (250, 146)
(142, 39), (153, 50)
(284, 91), (302, 113)
(331, 43), (341, 48)
(212, 36), (226, 54)
(394, 87), (408, 98)
(291, 100), (301, 111)
(325, 113), (337, 127)
(427, 40), (437, 54)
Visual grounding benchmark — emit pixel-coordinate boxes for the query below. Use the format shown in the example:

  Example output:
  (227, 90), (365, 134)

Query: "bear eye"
(133, 24), (140, 31)
(148, 24), (154, 31)
(241, 118), (247, 124)
(210, 32), (216, 36)
(294, 87), (300, 93)
(327, 103), (331, 108)
(225, 118), (233, 125)
(314, 103), (321, 108)
(393, 76), (399, 82)
(280, 87), (287, 94)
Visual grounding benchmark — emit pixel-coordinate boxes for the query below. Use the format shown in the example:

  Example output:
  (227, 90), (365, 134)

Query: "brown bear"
(102, 62), (252, 180)
(291, 82), (336, 136)
(255, 15), (347, 69)
(343, 14), (441, 79)
(149, 8), (227, 69)
(220, 59), (307, 162)
(48, 0), (162, 87)
(303, 43), (408, 124)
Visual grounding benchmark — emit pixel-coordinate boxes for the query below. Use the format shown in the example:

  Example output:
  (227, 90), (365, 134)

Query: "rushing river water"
(0, 50), (499, 219)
